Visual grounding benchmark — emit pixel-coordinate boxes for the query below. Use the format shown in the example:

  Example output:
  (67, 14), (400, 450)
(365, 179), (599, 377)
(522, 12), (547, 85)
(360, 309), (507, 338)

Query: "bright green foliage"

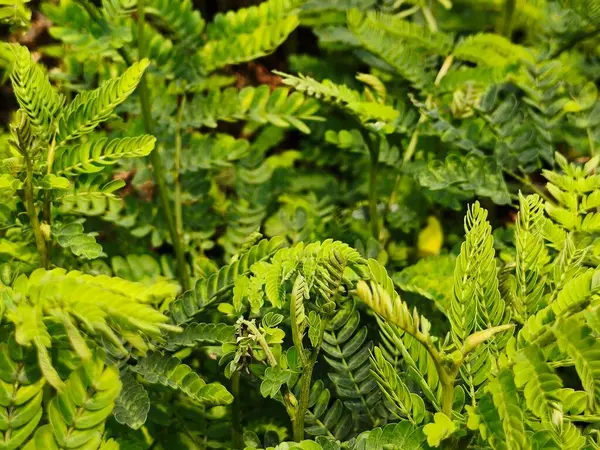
(191, 85), (321, 133)
(2, 0), (600, 448)
(0, 0), (31, 28)
(276, 71), (399, 129)
(53, 135), (156, 176)
(10, 45), (64, 134)
(0, 337), (44, 450)
(54, 221), (104, 260)
(1, 267), (179, 389)
(450, 202), (507, 367)
(35, 352), (121, 449)
(510, 193), (550, 321)
(199, 0), (302, 72)
(393, 254), (455, 315)
(56, 60), (149, 144)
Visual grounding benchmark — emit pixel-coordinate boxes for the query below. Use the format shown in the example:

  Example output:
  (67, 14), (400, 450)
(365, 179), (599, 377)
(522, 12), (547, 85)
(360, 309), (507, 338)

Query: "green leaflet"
(112, 372), (150, 430)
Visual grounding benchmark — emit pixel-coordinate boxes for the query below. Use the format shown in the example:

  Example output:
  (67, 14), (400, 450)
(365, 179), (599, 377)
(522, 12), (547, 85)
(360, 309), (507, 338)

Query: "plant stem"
(243, 320), (298, 421)
(174, 96), (185, 246)
(293, 317), (327, 442)
(421, 5), (438, 32)
(294, 357), (313, 442)
(367, 134), (380, 239)
(505, 169), (554, 204)
(42, 137), (57, 254)
(502, 0), (516, 38)
(137, 0), (190, 291)
(24, 153), (49, 268)
(231, 371), (243, 449)
(588, 128), (597, 157)
(440, 373), (456, 417)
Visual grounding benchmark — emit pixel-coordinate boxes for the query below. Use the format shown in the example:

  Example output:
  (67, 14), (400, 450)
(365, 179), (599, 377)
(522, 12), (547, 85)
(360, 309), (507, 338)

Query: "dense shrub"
(0, 0), (599, 449)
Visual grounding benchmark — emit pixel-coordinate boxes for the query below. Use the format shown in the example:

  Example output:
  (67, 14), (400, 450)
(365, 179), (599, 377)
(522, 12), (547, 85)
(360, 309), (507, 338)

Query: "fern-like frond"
(206, 0), (302, 39)
(200, 16), (299, 73)
(4, 267), (180, 380)
(370, 346), (425, 424)
(131, 352), (233, 406)
(413, 153), (511, 207)
(511, 193), (550, 321)
(40, 351), (120, 449)
(452, 33), (534, 67)
(347, 10), (434, 89)
(303, 379), (354, 441)
(190, 85), (321, 134)
(467, 393), (507, 450)
(146, 0), (204, 43)
(350, 9), (453, 55)
(53, 135), (156, 176)
(10, 44), (64, 133)
(452, 202), (509, 395)
(512, 345), (562, 421)
(56, 59), (149, 144)
(555, 316), (600, 410)
(451, 201), (505, 342)
(322, 299), (383, 424)
(551, 269), (598, 317)
(275, 71), (399, 127)
(183, 133), (250, 171)
(487, 369), (530, 450)
(164, 323), (236, 351)
(57, 176), (124, 217)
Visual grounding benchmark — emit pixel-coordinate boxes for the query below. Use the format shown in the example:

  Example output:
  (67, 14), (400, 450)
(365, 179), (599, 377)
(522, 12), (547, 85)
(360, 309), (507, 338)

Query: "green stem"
(421, 5), (438, 32)
(368, 135), (380, 239)
(174, 96), (185, 246)
(293, 358), (313, 442)
(24, 154), (49, 268)
(502, 0), (516, 38)
(505, 170), (554, 204)
(137, 0), (190, 291)
(293, 318), (327, 442)
(440, 373), (456, 417)
(231, 371), (243, 449)
(42, 137), (57, 254)
(244, 320), (278, 367)
(243, 320), (298, 422)
(588, 127), (597, 157)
